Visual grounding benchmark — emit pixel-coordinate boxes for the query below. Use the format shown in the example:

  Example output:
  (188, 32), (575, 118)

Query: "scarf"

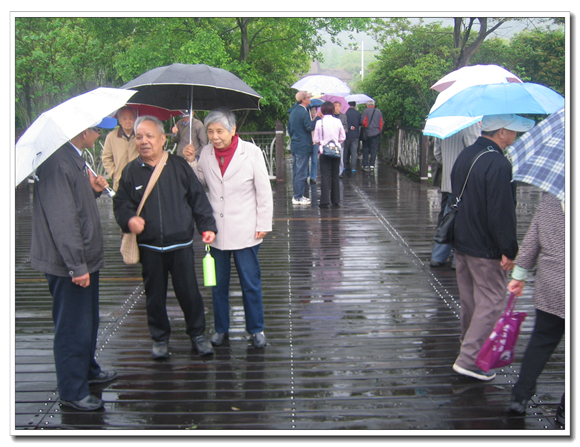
(214, 134), (239, 176)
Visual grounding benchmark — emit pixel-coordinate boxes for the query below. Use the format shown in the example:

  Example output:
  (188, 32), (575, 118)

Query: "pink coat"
(313, 115), (346, 151)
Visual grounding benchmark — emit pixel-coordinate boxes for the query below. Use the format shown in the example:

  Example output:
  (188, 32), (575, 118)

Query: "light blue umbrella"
(428, 82), (564, 119)
(345, 93), (373, 104)
(506, 107), (565, 203)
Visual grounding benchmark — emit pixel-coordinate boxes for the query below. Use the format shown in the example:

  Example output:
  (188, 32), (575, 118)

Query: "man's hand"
(255, 231), (268, 240)
(72, 273), (90, 288)
(88, 170), (109, 193)
(501, 255), (515, 271)
(128, 216), (146, 235)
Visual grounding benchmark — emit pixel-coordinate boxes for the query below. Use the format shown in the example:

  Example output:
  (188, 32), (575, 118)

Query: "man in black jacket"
(31, 118), (119, 411)
(450, 113), (534, 381)
(114, 116), (217, 359)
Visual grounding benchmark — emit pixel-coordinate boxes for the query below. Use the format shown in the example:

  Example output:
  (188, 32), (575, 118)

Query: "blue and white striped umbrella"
(506, 107), (565, 203)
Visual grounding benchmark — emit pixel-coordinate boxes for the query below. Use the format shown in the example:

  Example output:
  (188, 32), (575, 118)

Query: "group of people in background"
(28, 91), (565, 424)
(287, 91), (384, 208)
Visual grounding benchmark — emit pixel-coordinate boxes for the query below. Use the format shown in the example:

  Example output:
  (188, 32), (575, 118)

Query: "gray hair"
(135, 115), (164, 134)
(366, 100), (375, 106)
(204, 109), (236, 133)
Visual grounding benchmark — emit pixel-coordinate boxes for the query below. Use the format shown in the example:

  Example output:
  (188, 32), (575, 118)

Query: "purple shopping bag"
(475, 293), (527, 372)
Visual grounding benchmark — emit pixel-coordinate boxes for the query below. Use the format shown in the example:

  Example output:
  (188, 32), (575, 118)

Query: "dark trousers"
(319, 154), (341, 206)
(140, 246), (206, 342)
(46, 272), (102, 402)
(362, 134), (380, 167)
(512, 309), (565, 401)
(343, 137), (359, 169)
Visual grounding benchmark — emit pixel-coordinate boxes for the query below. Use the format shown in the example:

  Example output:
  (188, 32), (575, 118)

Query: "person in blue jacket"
(287, 91), (315, 205)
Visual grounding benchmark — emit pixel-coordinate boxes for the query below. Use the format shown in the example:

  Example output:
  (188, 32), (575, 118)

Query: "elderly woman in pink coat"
(313, 101), (346, 208)
(183, 109), (273, 349)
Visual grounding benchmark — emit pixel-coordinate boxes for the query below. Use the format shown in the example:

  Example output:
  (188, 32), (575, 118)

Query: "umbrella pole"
(85, 163), (116, 197)
(189, 87), (193, 145)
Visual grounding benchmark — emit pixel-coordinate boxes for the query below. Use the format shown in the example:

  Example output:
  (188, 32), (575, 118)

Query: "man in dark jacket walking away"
(344, 101), (362, 172)
(450, 113), (534, 381)
(114, 116), (218, 360)
(31, 118), (119, 411)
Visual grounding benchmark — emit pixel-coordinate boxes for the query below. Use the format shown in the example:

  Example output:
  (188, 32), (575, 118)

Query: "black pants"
(140, 245), (206, 342)
(512, 308), (564, 401)
(319, 154), (341, 206)
(46, 272), (102, 402)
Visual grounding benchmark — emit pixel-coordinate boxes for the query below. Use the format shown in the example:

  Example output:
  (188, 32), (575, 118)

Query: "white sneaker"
(292, 197), (311, 205)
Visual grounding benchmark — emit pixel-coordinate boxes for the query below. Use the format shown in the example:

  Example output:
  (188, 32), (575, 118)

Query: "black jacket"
(31, 143), (105, 277)
(113, 153), (217, 250)
(450, 137), (518, 260)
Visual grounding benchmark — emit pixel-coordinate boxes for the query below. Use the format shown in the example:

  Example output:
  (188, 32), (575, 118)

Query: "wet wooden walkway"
(13, 158), (566, 433)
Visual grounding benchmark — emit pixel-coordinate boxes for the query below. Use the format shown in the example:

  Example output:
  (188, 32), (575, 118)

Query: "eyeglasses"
(89, 127), (103, 134)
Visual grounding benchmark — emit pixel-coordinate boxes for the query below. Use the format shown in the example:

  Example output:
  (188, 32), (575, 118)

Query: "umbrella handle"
(85, 163), (116, 197)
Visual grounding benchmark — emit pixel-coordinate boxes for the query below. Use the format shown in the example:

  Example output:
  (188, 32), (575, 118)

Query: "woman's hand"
(255, 231), (268, 239)
(508, 279), (525, 297)
(183, 144), (196, 162)
(202, 231), (215, 244)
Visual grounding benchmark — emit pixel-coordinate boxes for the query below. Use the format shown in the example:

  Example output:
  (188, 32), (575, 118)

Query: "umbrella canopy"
(345, 93), (373, 105)
(15, 87), (137, 187)
(431, 64), (523, 93)
(506, 107), (565, 202)
(321, 94), (349, 113)
(428, 82), (564, 119)
(126, 104), (183, 121)
(424, 65), (524, 139)
(292, 75), (350, 95)
(121, 63), (262, 111)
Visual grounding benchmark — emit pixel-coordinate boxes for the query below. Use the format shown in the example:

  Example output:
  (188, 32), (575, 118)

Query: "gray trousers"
(454, 251), (509, 370)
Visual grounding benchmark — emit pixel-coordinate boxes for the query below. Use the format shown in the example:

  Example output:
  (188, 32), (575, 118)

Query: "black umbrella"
(121, 63), (262, 112)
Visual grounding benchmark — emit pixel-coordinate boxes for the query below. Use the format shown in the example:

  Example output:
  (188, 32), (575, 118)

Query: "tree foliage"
(15, 16), (370, 131)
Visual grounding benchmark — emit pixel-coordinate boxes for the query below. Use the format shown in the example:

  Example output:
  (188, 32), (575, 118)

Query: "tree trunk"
(237, 18), (251, 62)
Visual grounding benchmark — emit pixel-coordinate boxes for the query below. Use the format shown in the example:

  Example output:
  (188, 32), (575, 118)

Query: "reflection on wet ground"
(14, 159), (565, 432)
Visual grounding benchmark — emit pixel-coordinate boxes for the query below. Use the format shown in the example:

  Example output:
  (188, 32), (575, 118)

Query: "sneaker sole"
(453, 363), (496, 381)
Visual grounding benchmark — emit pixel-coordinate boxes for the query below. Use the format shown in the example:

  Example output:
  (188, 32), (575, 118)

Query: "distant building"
(306, 60), (352, 83)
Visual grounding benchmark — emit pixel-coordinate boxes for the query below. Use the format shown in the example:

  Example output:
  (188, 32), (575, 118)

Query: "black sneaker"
(508, 396), (528, 415)
(453, 363), (496, 380)
(152, 341), (169, 359)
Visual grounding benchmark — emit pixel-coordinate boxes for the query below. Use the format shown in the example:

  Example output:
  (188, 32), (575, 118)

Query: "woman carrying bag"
(312, 101), (346, 208)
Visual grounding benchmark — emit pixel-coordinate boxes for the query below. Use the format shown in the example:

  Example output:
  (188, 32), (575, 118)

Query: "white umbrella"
(292, 75), (350, 95)
(345, 94), (373, 104)
(15, 87), (137, 188)
(424, 65), (523, 139)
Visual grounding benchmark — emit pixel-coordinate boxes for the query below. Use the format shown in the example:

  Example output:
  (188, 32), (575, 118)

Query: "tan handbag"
(120, 151), (169, 264)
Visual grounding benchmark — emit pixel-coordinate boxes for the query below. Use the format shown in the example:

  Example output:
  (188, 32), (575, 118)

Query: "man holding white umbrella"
(30, 117), (119, 411)
(17, 87), (138, 411)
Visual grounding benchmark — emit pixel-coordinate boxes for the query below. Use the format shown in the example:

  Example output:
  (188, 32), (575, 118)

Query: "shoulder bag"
(321, 120), (341, 158)
(433, 148), (494, 245)
(360, 108), (376, 142)
(120, 151), (169, 264)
